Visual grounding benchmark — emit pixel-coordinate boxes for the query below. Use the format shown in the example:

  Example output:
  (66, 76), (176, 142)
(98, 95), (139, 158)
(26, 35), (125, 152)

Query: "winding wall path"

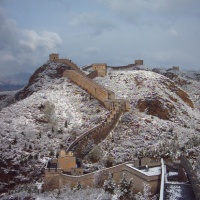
(55, 59), (130, 159)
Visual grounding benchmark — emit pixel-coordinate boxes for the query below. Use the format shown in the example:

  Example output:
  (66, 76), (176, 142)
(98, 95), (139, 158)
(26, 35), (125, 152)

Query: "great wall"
(50, 53), (130, 159)
(44, 54), (198, 199)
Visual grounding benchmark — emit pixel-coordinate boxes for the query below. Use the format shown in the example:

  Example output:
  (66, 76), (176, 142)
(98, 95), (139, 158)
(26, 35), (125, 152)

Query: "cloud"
(167, 28), (180, 37)
(0, 8), (62, 75)
(68, 12), (117, 35)
(99, 0), (200, 24)
(19, 30), (62, 51)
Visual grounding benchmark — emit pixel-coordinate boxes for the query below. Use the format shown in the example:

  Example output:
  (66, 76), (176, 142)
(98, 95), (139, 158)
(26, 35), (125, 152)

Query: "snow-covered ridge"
(0, 61), (199, 195)
(93, 70), (199, 166)
(0, 62), (109, 193)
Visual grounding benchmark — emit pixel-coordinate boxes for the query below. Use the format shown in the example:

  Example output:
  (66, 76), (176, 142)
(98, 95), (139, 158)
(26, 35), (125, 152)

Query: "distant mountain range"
(0, 72), (31, 91)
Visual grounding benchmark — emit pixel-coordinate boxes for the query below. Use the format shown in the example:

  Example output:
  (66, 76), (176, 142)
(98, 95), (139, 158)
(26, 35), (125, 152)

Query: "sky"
(0, 0), (200, 75)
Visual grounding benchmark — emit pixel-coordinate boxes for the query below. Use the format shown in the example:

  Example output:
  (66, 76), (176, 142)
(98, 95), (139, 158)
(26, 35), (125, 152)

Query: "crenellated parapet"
(49, 54), (86, 76)
(44, 159), (162, 195)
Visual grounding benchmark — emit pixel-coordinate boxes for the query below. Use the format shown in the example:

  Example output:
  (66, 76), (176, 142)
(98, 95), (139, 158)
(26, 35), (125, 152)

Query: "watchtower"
(92, 63), (107, 77)
(172, 66), (179, 71)
(49, 53), (59, 61)
(135, 60), (143, 66)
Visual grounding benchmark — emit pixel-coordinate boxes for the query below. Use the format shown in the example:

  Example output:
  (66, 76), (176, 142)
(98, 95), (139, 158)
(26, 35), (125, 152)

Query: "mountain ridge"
(0, 60), (199, 195)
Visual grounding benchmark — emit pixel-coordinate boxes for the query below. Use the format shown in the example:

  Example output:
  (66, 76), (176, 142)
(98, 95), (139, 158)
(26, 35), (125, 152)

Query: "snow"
(165, 184), (183, 200)
(93, 70), (200, 165)
(126, 164), (161, 176)
(0, 62), (109, 193)
(0, 62), (199, 196)
(168, 172), (178, 177)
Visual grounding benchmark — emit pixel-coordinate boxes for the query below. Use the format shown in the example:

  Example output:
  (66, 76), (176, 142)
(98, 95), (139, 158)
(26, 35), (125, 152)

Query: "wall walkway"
(55, 58), (86, 76)
(67, 104), (123, 158)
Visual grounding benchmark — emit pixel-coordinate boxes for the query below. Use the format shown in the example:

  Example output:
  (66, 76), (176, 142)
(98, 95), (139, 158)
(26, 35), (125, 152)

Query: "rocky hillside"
(0, 62), (199, 196)
(152, 68), (200, 109)
(92, 70), (200, 165)
(0, 62), (108, 194)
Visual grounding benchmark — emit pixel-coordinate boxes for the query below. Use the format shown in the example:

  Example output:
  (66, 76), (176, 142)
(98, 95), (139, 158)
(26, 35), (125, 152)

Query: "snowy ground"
(93, 70), (200, 164)
(0, 62), (108, 193)
(126, 164), (161, 176)
(0, 63), (199, 197)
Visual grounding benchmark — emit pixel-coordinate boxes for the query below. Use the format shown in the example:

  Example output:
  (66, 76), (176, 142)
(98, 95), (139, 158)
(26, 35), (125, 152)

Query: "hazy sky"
(0, 0), (200, 75)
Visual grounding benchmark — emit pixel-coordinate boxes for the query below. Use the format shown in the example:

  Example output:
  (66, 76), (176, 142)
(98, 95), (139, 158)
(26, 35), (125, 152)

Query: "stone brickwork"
(86, 70), (98, 79)
(49, 53), (59, 61)
(67, 104), (124, 158)
(62, 69), (130, 158)
(45, 55), (136, 192)
(63, 70), (115, 103)
(49, 54), (85, 76)
(55, 57), (130, 159)
(172, 66), (179, 71)
(92, 63), (107, 77)
(57, 150), (77, 173)
(44, 161), (161, 195)
(135, 60), (144, 65)
(83, 60), (144, 74)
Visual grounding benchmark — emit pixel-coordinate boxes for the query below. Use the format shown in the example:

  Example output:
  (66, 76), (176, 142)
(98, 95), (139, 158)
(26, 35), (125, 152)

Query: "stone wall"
(44, 162), (161, 195)
(104, 99), (130, 112)
(180, 156), (200, 199)
(61, 60), (131, 159)
(107, 64), (136, 70)
(172, 66), (179, 71)
(67, 104), (124, 158)
(63, 70), (115, 103)
(92, 63), (107, 77)
(58, 156), (77, 173)
(135, 60), (144, 65)
(44, 169), (62, 191)
(86, 70), (98, 79)
(49, 53), (59, 61)
(45, 56), (141, 193)
(54, 58), (86, 76)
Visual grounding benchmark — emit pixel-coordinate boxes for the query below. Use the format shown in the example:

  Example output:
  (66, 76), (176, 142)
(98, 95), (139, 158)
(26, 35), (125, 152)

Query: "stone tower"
(135, 60), (143, 66)
(49, 53), (59, 61)
(92, 63), (107, 77)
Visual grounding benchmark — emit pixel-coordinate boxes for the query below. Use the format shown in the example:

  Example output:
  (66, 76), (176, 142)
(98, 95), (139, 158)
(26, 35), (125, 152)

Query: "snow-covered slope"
(0, 62), (199, 195)
(0, 62), (108, 193)
(93, 70), (200, 165)
(152, 68), (200, 109)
